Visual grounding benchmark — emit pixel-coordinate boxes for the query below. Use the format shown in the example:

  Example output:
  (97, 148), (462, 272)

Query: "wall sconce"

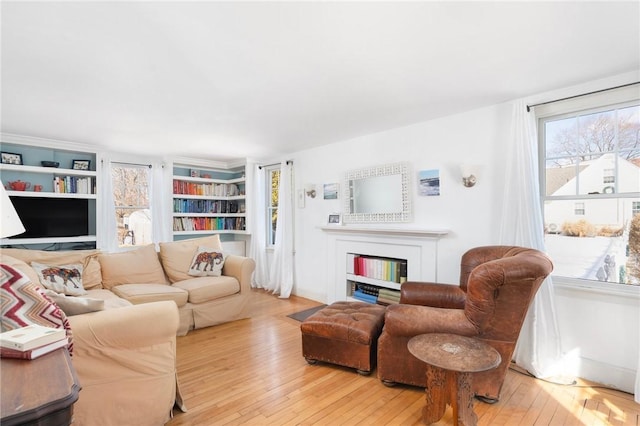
(305, 184), (317, 198)
(460, 165), (478, 188)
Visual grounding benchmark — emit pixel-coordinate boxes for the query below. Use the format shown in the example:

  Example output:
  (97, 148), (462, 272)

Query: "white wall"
(288, 72), (639, 394)
(292, 102), (511, 301)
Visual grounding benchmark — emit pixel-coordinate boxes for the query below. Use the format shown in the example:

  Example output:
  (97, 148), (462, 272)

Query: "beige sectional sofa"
(0, 235), (255, 426)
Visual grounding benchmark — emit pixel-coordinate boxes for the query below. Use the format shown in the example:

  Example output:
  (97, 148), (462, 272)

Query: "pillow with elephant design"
(188, 247), (226, 277)
(31, 262), (87, 296)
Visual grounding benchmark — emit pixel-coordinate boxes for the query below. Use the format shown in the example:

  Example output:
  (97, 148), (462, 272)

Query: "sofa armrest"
(69, 301), (179, 349)
(222, 255), (256, 293)
(400, 281), (466, 309)
(68, 301), (180, 426)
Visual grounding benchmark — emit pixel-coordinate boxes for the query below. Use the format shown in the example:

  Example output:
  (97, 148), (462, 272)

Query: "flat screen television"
(9, 197), (89, 239)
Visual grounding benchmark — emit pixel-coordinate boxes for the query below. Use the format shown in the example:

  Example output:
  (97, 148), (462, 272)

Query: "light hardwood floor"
(169, 289), (639, 425)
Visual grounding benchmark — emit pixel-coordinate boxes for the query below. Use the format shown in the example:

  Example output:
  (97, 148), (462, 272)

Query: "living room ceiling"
(1, 1), (639, 163)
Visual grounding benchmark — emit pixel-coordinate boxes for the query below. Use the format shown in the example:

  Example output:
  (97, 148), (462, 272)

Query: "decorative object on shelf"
(327, 213), (341, 225)
(41, 161), (60, 168)
(1, 152), (23, 165)
(7, 180), (31, 191)
(72, 159), (91, 170)
(34, 185), (43, 192)
(190, 169), (200, 177)
(418, 169), (440, 196)
(460, 164), (478, 187)
(202, 174), (211, 179)
(0, 185), (26, 238)
(323, 183), (339, 200)
(304, 184), (316, 198)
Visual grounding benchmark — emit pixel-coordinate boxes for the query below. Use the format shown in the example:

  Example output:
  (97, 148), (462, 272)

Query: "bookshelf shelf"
(172, 162), (247, 237)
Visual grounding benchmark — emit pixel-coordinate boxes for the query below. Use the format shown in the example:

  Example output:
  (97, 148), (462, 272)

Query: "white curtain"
(268, 162), (294, 298)
(499, 99), (564, 379)
(151, 161), (172, 246)
(249, 163), (270, 288)
(98, 157), (119, 252)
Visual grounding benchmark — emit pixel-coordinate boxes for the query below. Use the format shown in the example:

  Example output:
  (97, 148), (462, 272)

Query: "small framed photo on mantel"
(327, 213), (342, 225)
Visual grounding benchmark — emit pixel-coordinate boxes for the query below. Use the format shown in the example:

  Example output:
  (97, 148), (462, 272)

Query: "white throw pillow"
(31, 262), (87, 296)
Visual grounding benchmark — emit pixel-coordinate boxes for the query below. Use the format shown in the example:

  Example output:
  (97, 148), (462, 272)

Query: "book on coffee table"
(0, 324), (66, 351)
(0, 338), (68, 360)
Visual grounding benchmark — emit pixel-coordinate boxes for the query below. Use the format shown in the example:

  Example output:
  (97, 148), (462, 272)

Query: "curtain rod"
(526, 81), (640, 112)
(106, 160), (152, 168)
(258, 160), (292, 169)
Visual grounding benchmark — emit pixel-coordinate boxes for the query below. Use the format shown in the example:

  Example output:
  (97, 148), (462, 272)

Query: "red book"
(0, 338), (68, 360)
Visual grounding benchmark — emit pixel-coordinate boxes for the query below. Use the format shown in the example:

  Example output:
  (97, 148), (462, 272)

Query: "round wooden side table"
(408, 333), (501, 426)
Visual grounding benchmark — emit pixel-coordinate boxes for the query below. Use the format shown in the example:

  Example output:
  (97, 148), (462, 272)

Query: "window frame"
(537, 93), (640, 288)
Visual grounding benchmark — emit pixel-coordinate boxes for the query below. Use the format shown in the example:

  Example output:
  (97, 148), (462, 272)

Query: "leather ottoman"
(300, 301), (386, 375)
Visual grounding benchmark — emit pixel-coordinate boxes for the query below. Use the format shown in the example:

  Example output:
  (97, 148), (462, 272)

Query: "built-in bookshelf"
(346, 253), (406, 305)
(172, 162), (247, 237)
(0, 138), (98, 249)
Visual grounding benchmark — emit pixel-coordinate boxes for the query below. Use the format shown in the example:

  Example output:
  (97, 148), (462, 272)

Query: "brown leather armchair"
(377, 246), (553, 402)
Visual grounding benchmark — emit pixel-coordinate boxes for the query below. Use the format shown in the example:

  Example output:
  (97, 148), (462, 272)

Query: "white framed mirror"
(342, 162), (412, 223)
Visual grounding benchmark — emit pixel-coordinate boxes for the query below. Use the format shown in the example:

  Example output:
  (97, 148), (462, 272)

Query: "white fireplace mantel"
(321, 226), (449, 303)
(320, 225), (449, 238)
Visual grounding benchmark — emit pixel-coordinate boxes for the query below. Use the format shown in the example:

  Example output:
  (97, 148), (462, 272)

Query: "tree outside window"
(542, 103), (640, 285)
(266, 167), (280, 246)
(111, 163), (152, 247)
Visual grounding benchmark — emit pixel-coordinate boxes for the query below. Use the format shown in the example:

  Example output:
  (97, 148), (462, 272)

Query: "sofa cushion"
(111, 284), (189, 307)
(0, 248), (103, 290)
(172, 276), (240, 304)
(98, 244), (167, 289)
(31, 262), (87, 296)
(0, 264), (73, 353)
(159, 235), (223, 283)
(188, 246), (226, 277)
(85, 289), (134, 309)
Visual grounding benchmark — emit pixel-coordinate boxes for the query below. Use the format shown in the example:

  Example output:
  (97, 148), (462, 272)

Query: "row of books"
(173, 216), (246, 232)
(53, 176), (96, 194)
(173, 199), (243, 214)
(350, 282), (402, 306)
(347, 254), (407, 284)
(0, 324), (68, 360)
(173, 180), (242, 197)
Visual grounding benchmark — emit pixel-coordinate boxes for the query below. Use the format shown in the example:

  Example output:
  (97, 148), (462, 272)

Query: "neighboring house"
(544, 153), (640, 232)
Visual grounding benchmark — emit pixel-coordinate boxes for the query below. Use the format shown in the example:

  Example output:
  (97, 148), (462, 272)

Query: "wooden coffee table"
(408, 333), (501, 426)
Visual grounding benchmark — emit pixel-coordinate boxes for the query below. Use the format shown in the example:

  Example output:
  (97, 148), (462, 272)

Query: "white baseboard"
(574, 356), (636, 394)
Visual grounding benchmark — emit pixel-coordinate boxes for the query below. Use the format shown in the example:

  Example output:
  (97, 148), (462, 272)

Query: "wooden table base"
(407, 334), (501, 426)
(423, 365), (476, 426)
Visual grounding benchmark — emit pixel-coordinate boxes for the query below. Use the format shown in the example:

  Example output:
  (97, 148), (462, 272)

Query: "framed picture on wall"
(323, 183), (339, 200)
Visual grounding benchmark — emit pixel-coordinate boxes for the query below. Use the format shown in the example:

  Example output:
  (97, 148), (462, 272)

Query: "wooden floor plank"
(169, 289), (639, 425)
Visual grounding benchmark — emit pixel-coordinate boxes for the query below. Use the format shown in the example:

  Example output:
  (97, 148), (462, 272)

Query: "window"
(540, 96), (640, 285)
(265, 165), (280, 246)
(603, 168), (615, 184)
(111, 163), (152, 247)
